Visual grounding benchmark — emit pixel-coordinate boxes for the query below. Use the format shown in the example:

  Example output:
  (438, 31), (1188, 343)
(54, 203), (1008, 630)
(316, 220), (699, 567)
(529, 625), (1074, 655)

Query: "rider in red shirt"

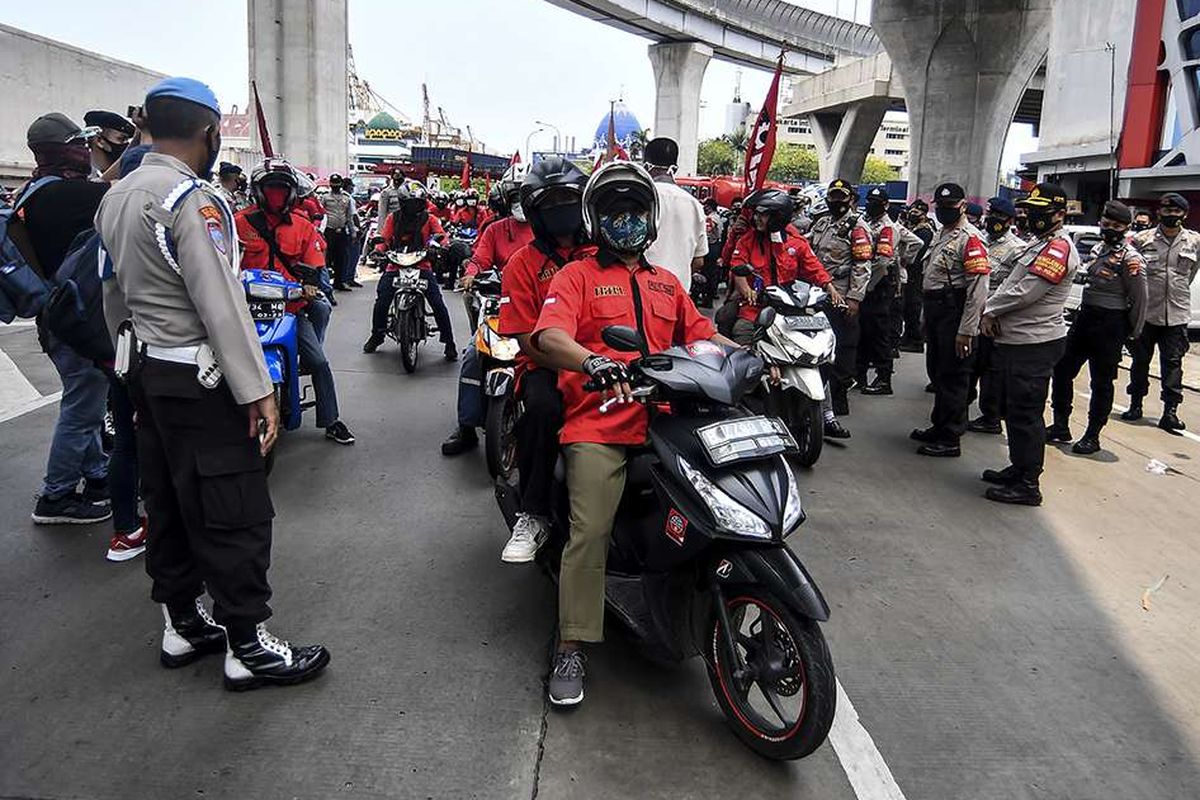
(235, 159), (354, 444)
(530, 162), (736, 707)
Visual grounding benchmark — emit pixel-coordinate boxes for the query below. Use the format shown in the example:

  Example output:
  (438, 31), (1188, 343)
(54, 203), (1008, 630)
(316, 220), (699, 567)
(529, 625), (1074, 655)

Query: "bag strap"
(12, 176), (62, 213)
(245, 210), (294, 271)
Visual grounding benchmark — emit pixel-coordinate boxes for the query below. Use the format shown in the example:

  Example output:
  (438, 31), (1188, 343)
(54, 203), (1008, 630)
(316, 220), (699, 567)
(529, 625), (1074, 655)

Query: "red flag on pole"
(510, 150), (521, 167)
(460, 150), (471, 189)
(743, 54), (784, 193)
(484, 173), (492, 194)
(595, 101), (630, 169)
(251, 80), (274, 158)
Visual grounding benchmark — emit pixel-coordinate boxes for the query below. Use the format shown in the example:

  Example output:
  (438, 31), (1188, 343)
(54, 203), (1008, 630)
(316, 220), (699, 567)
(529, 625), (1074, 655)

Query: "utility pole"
(1106, 41), (1117, 199)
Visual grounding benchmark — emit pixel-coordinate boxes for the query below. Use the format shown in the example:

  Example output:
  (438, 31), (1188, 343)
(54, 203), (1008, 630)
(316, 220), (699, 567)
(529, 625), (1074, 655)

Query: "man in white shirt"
(642, 137), (708, 293)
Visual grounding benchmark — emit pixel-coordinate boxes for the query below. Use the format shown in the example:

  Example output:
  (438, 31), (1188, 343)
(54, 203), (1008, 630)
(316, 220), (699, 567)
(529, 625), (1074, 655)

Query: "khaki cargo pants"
(559, 443), (628, 642)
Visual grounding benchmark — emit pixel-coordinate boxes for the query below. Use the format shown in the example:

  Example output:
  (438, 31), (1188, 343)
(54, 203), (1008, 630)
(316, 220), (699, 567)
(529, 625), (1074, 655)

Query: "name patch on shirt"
(537, 266), (558, 282)
(1029, 239), (1071, 284)
(594, 285), (625, 297)
(646, 279), (675, 296)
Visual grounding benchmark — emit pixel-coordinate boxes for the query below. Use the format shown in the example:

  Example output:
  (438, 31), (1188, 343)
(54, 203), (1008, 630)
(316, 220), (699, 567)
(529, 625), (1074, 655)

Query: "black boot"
(910, 426), (939, 443)
(224, 622), (330, 692)
(444, 342), (459, 362)
(986, 481), (1043, 506)
(1158, 403), (1186, 434)
(967, 415), (1002, 434)
(1071, 430), (1101, 455)
(441, 426), (478, 456)
(362, 332), (385, 354)
(1120, 399), (1143, 421)
(981, 465), (1021, 485)
(917, 442), (961, 457)
(1045, 418), (1073, 443)
(160, 599), (227, 669)
(832, 391), (850, 417)
(824, 419), (851, 439)
(861, 375), (893, 396)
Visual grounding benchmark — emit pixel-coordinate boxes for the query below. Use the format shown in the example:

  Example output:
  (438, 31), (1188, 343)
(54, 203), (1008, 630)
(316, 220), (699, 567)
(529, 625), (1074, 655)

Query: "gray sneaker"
(548, 649), (586, 707)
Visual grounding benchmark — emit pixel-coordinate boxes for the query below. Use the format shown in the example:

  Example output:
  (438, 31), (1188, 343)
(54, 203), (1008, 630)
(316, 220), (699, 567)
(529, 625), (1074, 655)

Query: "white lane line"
(1078, 390), (1200, 446)
(0, 391), (61, 425)
(829, 680), (907, 800)
(0, 346), (41, 411)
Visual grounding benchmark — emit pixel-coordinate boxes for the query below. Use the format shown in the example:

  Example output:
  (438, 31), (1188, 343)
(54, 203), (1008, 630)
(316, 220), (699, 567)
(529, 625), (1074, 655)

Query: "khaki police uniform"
(972, 227), (1028, 425)
(857, 212), (900, 384)
(96, 151), (277, 627)
(807, 210), (873, 408)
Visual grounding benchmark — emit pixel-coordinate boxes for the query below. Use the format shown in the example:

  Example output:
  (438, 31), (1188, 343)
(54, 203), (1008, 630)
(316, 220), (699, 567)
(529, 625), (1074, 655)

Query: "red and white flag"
(594, 102), (629, 169)
(460, 151), (471, 189)
(510, 150), (521, 167)
(743, 54), (784, 193)
(251, 80), (274, 158)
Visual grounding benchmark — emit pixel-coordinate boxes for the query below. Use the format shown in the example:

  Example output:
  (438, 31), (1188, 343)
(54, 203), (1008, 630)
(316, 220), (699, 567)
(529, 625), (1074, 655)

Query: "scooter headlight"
(678, 456), (772, 540)
(782, 462), (804, 536)
(247, 282), (287, 300)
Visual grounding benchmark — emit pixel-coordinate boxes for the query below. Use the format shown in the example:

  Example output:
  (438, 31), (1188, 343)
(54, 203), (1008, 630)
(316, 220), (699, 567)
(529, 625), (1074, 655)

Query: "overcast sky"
(2, 0), (1034, 168)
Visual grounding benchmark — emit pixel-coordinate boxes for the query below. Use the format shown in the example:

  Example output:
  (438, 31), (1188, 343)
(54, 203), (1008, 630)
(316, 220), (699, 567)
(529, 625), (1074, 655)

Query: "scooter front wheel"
(399, 311), (419, 373)
(789, 393), (824, 468)
(707, 588), (836, 760)
(484, 392), (519, 481)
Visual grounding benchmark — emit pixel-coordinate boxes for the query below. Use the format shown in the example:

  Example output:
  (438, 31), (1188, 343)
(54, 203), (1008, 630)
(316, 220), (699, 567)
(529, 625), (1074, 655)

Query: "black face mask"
(934, 206), (962, 226)
(1101, 228), (1125, 245)
(1160, 213), (1185, 230)
(1131, 221), (1151, 232)
(984, 215), (1009, 238)
(539, 204), (583, 239)
(865, 200), (887, 218)
(827, 200), (850, 218)
(201, 129), (221, 182)
(1027, 209), (1056, 234)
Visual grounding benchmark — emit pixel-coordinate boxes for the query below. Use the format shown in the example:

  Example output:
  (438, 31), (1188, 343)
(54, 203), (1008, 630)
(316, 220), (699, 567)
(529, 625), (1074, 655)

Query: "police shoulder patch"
(963, 235), (990, 275)
(876, 226), (895, 258)
(206, 221), (227, 255)
(850, 225), (872, 260)
(1029, 238), (1071, 283)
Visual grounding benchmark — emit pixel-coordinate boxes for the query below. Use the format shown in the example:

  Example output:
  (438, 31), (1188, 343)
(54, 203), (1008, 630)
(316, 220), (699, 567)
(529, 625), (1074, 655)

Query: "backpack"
(40, 228), (114, 362)
(0, 176), (61, 323)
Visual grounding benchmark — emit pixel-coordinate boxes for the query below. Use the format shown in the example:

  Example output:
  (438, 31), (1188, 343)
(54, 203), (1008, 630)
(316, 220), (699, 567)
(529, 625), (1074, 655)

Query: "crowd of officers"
(9, 73), (1198, 706)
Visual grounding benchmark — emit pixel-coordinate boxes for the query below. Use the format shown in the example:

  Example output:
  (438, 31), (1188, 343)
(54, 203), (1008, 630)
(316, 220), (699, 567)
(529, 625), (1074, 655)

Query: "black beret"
(1101, 200), (1132, 224)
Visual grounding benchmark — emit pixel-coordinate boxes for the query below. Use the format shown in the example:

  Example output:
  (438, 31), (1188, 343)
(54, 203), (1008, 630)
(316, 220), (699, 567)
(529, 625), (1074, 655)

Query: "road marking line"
(830, 680), (907, 800)
(0, 346), (42, 411)
(1077, 391), (1200, 446)
(0, 391), (61, 425)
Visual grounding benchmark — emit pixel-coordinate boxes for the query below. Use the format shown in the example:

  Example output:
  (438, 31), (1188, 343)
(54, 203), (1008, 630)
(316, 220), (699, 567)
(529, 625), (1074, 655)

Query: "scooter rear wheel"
(707, 588), (836, 760)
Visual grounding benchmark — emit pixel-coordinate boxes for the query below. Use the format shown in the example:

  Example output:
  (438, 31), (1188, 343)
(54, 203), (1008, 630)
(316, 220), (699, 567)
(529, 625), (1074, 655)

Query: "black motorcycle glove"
(582, 355), (630, 391)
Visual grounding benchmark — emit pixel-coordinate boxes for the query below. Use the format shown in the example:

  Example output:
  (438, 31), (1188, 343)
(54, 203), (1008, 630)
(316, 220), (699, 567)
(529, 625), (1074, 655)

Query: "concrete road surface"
(2, 286), (1198, 799)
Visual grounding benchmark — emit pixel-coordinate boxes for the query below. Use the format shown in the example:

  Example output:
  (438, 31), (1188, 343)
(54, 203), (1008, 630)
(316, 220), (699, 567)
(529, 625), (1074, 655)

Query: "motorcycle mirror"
(755, 307), (777, 329)
(601, 325), (648, 355)
(731, 264), (754, 278)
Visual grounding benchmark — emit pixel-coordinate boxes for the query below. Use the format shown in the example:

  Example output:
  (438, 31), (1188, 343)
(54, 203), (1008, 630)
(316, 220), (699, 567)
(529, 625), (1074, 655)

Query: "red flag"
(597, 101), (630, 168)
(510, 150), (521, 167)
(460, 151), (471, 189)
(743, 54), (784, 192)
(484, 173), (492, 194)
(252, 80), (274, 158)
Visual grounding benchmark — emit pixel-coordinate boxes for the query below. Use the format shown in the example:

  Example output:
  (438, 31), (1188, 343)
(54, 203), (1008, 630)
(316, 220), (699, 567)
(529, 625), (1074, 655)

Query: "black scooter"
(495, 323), (836, 761)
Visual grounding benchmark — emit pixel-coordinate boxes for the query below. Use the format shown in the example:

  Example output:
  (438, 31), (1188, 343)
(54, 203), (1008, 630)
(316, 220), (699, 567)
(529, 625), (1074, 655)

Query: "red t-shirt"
(451, 205), (481, 227)
(533, 253), (716, 445)
(499, 241), (597, 374)
(465, 217), (535, 276)
(730, 224), (831, 321)
(235, 207), (326, 313)
(374, 212), (445, 271)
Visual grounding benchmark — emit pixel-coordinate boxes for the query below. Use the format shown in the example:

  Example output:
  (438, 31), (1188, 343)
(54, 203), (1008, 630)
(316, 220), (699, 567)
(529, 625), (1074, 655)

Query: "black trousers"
(131, 359), (274, 626)
(996, 339), (1066, 485)
(1051, 306), (1127, 430)
(901, 262), (925, 344)
(857, 279), (896, 379)
(970, 336), (1000, 421)
(829, 305), (860, 403)
(1127, 322), (1190, 406)
(372, 270), (455, 346)
(923, 289), (974, 443)
(515, 367), (563, 518)
(325, 229), (349, 285)
(889, 292), (904, 352)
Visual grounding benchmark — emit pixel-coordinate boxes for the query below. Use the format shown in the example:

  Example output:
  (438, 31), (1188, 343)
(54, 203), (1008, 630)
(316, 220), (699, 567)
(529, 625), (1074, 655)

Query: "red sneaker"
(106, 518), (147, 562)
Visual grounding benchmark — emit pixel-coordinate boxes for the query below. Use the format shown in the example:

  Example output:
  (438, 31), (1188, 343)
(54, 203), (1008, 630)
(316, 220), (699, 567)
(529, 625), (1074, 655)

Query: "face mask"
(467, 199), (477, 207)
(1160, 214), (1185, 230)
(865, 200), (887, 217)
(1131, 221), (1151, 232)
(934, 206), (962, 226)
(1101, 228), (1125, 245)
(511, 202), (526, 223)
(262, 185), (290, 214)
(827, 200), (850, 217)
(985, 215), (1009, 238)
(456, 198), (465, 207)
(1026, 209), (1056, 234)
(598, 210), (650, 252)
(539, 204), (583, 238)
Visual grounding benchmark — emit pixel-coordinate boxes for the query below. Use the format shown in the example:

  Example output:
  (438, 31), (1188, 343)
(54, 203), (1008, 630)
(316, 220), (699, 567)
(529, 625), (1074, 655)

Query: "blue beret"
(145, 77), (220, 116)
(987, 196), (1016, 217)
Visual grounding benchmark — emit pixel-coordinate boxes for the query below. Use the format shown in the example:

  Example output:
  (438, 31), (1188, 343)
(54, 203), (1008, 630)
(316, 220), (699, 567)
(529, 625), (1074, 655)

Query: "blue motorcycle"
(241, 269), (313, 432)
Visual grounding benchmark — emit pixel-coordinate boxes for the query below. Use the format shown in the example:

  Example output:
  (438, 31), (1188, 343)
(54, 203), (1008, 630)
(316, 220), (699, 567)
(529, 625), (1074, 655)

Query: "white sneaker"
(501, 513), (548, 563)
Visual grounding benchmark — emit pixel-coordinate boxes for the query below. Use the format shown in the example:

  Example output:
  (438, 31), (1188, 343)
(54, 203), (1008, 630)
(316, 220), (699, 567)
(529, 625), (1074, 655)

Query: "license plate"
(697, 416), (797, 466)
(787, 315), (829, 331)
(249, 300), (285, 320)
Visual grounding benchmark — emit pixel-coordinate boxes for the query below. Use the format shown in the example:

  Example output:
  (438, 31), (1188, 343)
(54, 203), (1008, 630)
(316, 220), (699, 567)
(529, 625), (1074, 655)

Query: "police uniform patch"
(198, 205), (222, 223)
(850, 226), (873, 261)
(206, 220), (227, 255)
(963, 235), (991, 275)
(1127, 256), (1143, 276)
(876, 227), (894, 258)
(1029, 239), (1071, 283)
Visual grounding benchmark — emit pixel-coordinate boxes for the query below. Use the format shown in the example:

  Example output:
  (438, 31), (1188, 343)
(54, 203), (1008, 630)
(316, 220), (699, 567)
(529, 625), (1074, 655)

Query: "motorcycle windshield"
(645, 343), (763, 406)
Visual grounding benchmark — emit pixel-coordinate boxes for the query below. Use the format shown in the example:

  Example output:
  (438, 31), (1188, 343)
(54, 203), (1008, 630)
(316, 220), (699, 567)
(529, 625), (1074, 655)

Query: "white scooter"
(749, 281), (836, 467)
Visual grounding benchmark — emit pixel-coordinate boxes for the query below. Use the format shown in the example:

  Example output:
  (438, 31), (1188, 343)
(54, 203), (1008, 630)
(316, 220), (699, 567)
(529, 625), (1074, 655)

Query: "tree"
(860, 154), (898, 184)
(724, 125), (749, 156)
(767, 144), (819, 183)
(697, 138), (737, 176)
(629, 128), (651, 160)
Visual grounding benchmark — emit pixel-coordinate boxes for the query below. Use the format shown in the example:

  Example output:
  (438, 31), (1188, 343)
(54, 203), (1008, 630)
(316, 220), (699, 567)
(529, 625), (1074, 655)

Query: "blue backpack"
(0, 176), (61, 323)
(41, 229), (115, 362)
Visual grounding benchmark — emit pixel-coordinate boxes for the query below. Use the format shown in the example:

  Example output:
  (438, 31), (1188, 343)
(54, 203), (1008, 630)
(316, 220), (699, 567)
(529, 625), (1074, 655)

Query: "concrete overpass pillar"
(871, 0), (1050, 201)
(648, 42), (712, 177)
(248, 0), (348, 175)
(807, 97), (890, 184)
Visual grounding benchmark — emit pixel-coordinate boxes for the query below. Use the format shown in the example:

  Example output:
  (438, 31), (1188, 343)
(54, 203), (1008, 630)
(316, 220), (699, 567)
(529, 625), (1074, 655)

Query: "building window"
(1179, 0), (1200, 20)
(885, 149), (905, 156)
(885, 132), (906, 140)
(1186, 26), (1200, 59)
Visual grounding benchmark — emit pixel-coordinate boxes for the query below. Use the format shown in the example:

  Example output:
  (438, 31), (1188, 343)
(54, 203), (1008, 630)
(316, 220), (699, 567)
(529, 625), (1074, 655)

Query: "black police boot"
(441, 426), (478, 456)
(1120, 399), (1143, 421)
(160, 598), (227, 669)
(832, 391), (850, 417)
(917, 441), (961, 458)
(824, 419), (851, 439)
(1071, 429), (1102, 455)
(855, 373), (869, 393)
(981, 465), (1021, 485)
(362, 332), (385, 354)
(444, 342), (459, 362)
(898, 339), (923, 354)
(223, 622), (330, 692)
(910, 426), (939, 444)
(861, 375), (893, 396)
(1045, 418), (1073, 443)
(985, 481), (1043, 507)
(967, 415), (1002, 434)
(1158, 403), (1186, 434)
